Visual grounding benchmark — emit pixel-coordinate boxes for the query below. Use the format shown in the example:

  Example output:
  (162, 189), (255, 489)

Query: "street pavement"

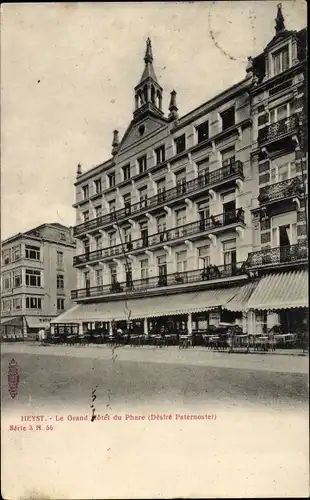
(1, 342), (309, 499)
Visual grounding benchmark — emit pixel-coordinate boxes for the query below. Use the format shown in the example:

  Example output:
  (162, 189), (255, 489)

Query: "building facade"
(53, 5), (308, 342)
(1, 223), (76, 339)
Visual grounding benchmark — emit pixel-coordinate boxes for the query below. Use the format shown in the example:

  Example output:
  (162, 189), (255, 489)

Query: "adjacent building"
(52, 5), (308, 340)
(1, 223), (76, 339)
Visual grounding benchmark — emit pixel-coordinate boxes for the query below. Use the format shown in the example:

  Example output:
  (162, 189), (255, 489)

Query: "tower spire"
(144, 37), (153, 64)
(139, 37), (159, 84)
(275, 3), (285, 34)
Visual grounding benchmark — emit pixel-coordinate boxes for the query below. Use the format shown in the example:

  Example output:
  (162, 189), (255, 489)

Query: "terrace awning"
(224, 281), (259, 311)
(51, 287), (241, 323)
(246, 270), (308, 311)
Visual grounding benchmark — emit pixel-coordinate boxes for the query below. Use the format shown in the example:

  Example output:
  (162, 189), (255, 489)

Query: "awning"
(0, 316), (23, 327)
(224, 281), (259, 311)
(246, 270), (308, 311)
(26, 317), (53, 329)
(51, 287), (241, 323)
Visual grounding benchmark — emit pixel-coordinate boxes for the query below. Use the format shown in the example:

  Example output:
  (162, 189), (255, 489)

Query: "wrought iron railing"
(71, 261), (247, 300)
(258, 177), (304, 204)
(73, 209), (245, 265)
(258, 114), (299, 143)
(73, 161), (244, 236)
(247, 243), (308, 268)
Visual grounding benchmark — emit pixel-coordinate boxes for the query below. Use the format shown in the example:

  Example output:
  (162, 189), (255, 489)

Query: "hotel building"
(52, 5), (308, 339)
(1, 223), (76, 339)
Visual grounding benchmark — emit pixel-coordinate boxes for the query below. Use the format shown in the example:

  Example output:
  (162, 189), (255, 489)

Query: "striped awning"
(224, 281), (259, 311)
(246, 270), (308, 311)
(51, 287), (241, 323)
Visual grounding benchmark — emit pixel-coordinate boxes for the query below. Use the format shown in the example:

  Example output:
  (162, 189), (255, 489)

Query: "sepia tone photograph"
(1, 1), (308, 499)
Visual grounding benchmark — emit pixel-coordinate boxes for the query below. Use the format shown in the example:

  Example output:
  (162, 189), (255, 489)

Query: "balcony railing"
(71, 261), (247, 300)
(73, 209), (245, 266)
(73, 161), (244, 236)
(247, 243), (308, 268)
(258, 177), (304, 205)
(258, 114), (299, 143)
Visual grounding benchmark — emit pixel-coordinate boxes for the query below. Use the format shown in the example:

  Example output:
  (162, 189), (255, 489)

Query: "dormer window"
(174, 134), (186, 155)
(196, 121), (209, 143)
(272, 45), (289, 76)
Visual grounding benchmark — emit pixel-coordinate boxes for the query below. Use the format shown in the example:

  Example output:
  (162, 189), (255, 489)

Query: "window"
(95, 205), (102, 218)
(26, 297), (42, 309)
(123, 193), (131, 214)
(108, 200), (116, 218)
(176, 208), (186, 227)
(12, 245), (21, 262)
(95, 269), (103, 286)
(272, 46), (289, 76)
(197, 199), (210, 228)
(154, 145), (165, 165)
(2, 249), (11, 266)
(270, 161), (296, 183)
(57, 251), (64, 269)
(25, 269), (41, 287)
(157, 255), (167, 279)
(60, 232), (66, 241)
(175, 169), (187, 194)
(83, 211), (90, 222)
(108, 232), (117, 247)
(220, 106), (235, 130)
(123, 227), (132, 244)
(197, 158), (209, 181)
(140, 221), (149, 247)
(109, 265), (117, 285)
(122, 164), (131, 181)
(137, 155), (147, 174)
(13, 270), (22, 288)
(107, 172), (116, 188)
(57, 298), (65, 311)
(174, 134), (186, 154)
(157, 215), (166, 233)
(139, 186), (148, 207)
(94, 179), (102, 194)
(196, 121), (209, 143)
(198, 245), (210, 268)
(222, 239), (237, 267)
(2, 299), (11, 312)
(84, 271), (90, 289)
(2, 272), (11, 290)
(140, 259), (149, 283)
(25, 245), (40, 261)
(269, 103), (290, 124)
(13, 298), (22, 310)
(95, 236), (102, 251)
(56, 274), (64, 289)
(82, 185), (89, 199)
(221, 147), (235, 167)
(176, 250), (187, 273)
(156, 179), (166, 203)
(125, 262), (132, 288)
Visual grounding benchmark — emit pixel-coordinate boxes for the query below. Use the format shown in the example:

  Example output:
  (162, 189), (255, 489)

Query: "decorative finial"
(77, 163), (82, 177)
(246, 56), (253, 77)
(168, 90), (179, 120)
(112, 130), (119, 156)
(275, 3), (285, 34)
(144, 37), (153, 64)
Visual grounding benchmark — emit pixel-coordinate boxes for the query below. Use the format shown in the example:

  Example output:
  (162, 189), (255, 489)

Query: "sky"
(1, 1), (307, 240)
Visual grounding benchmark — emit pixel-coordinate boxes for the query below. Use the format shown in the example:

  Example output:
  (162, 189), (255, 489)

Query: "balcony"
(71, 261), (247, 300)
(73, 161), (244, 236)
(73, 209), (245, 266)
(247, 243), (308, 270)
(258, 177), (304, 207)
(257, 114), (300, 145)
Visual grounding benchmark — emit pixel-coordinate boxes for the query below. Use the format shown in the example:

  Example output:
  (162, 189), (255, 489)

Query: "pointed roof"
(275, 3), (285, 34)
(139, 38), (159, 84)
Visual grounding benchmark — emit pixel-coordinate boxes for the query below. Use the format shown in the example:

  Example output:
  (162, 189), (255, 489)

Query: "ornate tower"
(133, 38), (164, 120)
